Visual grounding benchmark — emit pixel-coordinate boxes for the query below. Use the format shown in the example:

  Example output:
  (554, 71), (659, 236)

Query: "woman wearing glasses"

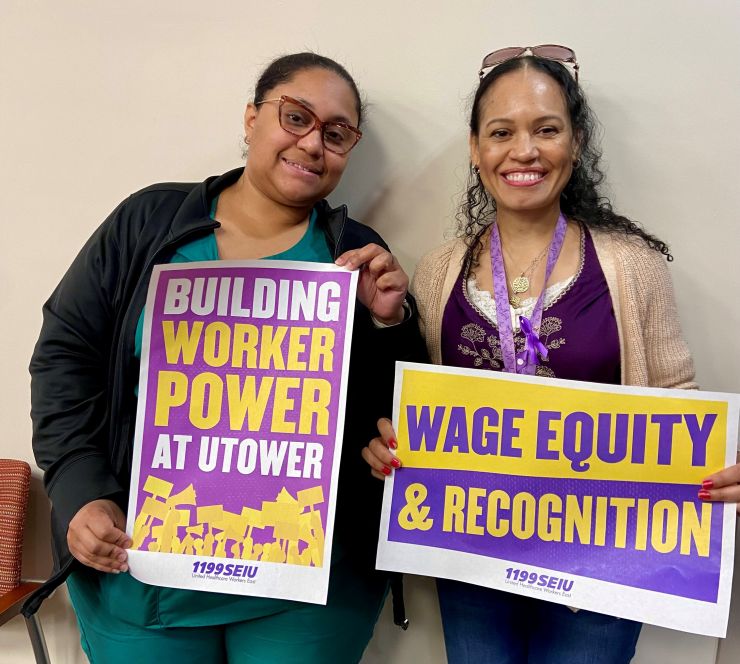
(362, 46), (711, 663)
(29, 52), (425, 663)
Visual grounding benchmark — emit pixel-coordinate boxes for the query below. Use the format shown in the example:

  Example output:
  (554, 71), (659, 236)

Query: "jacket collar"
(169, 167), (348, 255)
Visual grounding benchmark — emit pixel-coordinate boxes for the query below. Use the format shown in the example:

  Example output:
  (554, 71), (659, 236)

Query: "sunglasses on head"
(478, 44), (579, 82)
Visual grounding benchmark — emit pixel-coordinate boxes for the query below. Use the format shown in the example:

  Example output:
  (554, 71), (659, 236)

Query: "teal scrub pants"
(67, 550), (388, 664)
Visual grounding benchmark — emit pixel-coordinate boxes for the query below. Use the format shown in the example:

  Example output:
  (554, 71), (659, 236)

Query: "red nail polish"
(388, 438), (397, 450)
(381, 466), (392, 476)
(702, 480), (714, 490)
(391, 458), (401, 468)
(698, 490), (711, 500)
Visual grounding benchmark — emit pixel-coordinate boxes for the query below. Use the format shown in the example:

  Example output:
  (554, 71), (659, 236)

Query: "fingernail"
(121, 564), (129, 573)
(335, 257), (346, 266)
(112, 569), (120, 574)
(391, 458), (402, 468)
(388, 438), (397, 450)
(698, 490), (711, 500)
(381, 466), (392, 476)
(118, 552), (127, 562)
(702, 480), (714, 490)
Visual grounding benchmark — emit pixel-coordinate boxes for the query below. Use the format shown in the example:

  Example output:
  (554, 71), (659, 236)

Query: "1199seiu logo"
(192, 561), (259, 584)
(505, 567), (573, 596)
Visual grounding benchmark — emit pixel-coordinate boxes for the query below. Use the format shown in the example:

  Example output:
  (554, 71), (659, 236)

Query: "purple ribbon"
(519, 315), (549, 365)
(489, 213), (567, 375)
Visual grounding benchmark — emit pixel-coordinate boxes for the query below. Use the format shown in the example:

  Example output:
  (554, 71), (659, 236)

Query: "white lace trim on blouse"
(466, 274), (575, 332)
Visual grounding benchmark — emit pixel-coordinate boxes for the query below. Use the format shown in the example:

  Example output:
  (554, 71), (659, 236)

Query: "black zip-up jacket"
(27, 168), (427, 617)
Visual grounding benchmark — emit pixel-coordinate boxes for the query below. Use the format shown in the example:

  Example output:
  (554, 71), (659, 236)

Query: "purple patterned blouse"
(441, 227), (620, 384)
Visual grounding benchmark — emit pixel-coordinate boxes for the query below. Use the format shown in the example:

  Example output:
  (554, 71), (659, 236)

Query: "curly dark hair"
(460, 56), (672, 261)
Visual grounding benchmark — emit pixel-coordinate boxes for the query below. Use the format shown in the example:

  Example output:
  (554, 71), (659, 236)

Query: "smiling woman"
(28, 52), (427, 664)
(470, 68), (577, 220)
(237, 67), (360, 212)
(362, 47), (700, 664)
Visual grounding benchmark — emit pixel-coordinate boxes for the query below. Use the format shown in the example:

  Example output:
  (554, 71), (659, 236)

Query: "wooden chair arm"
(0, 582), (43, 626)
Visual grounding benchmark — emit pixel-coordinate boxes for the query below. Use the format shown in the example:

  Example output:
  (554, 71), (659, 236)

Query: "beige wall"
(1, 1), (738, 661)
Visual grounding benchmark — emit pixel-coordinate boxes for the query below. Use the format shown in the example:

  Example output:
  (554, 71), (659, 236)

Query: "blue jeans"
(437, 579), (642, 664)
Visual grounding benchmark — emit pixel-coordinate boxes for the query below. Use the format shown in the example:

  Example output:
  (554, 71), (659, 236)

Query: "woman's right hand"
(67, 499), (132, 573)
(362, 417), (403, 480)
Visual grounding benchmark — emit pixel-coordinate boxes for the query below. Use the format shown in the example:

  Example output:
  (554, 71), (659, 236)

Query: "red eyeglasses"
(478, 45), (579, 82)
(255, 95), (362, 155)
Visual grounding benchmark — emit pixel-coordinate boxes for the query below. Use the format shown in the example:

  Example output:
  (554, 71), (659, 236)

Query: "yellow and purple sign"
(127, 261), (357, 604)
(377, 363), (739, 636)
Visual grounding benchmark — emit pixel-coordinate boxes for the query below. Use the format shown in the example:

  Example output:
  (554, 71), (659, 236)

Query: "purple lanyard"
(489, 213), (567, 374)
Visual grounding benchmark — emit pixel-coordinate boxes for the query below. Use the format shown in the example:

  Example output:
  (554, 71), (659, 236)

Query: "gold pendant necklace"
(504, 242), (550, 307)
(511, 275), (530, 294)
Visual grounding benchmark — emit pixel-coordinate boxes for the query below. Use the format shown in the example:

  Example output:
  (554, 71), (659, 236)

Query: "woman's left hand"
(701, 456), (740, 514)
(335, 243), (408, 325)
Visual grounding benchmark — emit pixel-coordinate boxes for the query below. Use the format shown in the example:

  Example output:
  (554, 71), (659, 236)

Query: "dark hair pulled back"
(460, 56), (672, 261)
(254, 52), (365, 126)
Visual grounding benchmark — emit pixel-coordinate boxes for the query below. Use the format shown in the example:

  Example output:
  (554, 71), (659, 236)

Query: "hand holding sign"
(335, 244), (407, 325)
(702, 453), (740, 513)
(68, 499), (132, 574)
(362, 417), (402, 480)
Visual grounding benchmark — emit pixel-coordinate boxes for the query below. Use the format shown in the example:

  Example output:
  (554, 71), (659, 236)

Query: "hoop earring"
(572, 159), (581, 169)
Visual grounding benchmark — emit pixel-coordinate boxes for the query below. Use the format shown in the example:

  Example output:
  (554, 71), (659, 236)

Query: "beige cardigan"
(411, 229), (696, 389)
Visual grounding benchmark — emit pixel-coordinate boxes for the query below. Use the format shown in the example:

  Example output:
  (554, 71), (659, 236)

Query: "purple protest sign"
(377, 363), (739, 637)
(126, 260), (357, 604)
